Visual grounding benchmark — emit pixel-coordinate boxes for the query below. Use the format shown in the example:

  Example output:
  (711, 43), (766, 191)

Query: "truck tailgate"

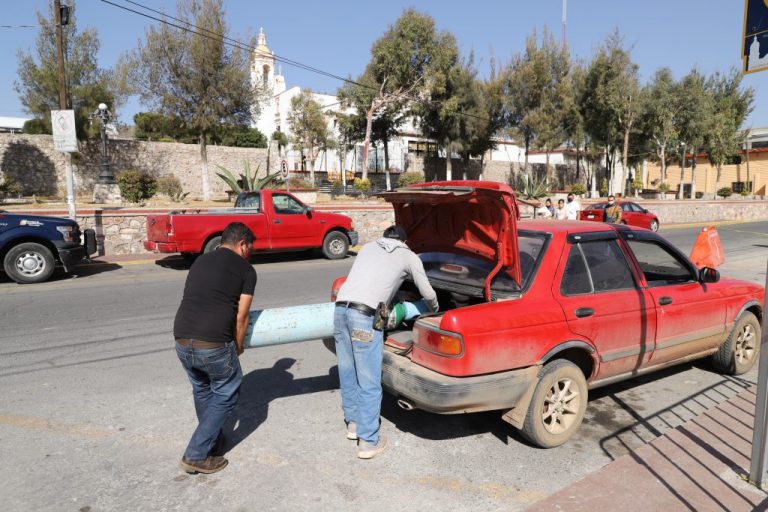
(146, 215), (171, 242)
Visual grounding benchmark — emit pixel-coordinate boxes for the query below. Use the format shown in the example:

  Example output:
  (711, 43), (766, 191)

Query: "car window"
(621, 203), (632, 212)
(561, 240), (636, 295)
(561, 246), (592, 295)
(272, 194), (305, 214)
(626, 240), (696, 286)
(629, 203), (644, 213)
(239, 194), (261, 210)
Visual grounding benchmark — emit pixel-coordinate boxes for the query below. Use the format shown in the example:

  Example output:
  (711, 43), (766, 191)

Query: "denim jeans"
(175, 340), (242, 460)
(333, 306), (384, 444)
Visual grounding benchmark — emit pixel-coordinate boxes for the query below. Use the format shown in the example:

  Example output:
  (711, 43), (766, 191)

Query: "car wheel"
(322, 231), (349, 260)
(712, 312), (760, 375)
(650, 219), (659, 232)
(203, 235), (222, 254)
(3, 242), (56, 284)
(520, 359), (588, 448)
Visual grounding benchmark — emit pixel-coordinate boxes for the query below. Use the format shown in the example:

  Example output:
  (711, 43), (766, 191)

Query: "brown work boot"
(179, 455), (228, 474)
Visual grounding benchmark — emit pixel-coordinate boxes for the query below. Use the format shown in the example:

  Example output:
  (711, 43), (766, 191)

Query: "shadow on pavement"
(155, 250), (355, 271)
(220, 358), (339, 452)
(0, 261), (122, 284)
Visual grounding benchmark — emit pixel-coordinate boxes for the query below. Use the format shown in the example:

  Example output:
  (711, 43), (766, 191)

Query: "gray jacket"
(336, 238), (439, 312)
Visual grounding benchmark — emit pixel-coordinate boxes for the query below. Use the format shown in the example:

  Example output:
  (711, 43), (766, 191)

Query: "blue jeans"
(175, 341), (242, 460)
(333, 306), (384, 444)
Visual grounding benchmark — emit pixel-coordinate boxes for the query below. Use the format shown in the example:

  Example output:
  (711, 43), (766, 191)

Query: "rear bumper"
(143, 240), (179, 253)
(381, 350), (538, 414)
(347, 231), (359, 246)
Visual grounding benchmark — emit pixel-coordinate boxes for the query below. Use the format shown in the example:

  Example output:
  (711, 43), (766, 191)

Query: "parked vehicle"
(580, 200), (660, 231)
(0, 211), (95, 284)
(328, 181), (763, 448)
(144, 189), (358, 260)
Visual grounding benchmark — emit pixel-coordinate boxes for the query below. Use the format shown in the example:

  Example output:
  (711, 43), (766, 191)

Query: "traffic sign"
(51, 110), (77, 152)
(281, 159), (288, 178)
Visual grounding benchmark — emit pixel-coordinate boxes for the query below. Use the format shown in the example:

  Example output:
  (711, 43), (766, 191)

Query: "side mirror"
(699, 267), (720, 283)
(305, 205), (313, 216)
(642, 208), (648, 214)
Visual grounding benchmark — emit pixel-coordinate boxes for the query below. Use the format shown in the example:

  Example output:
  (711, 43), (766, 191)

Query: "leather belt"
(175, 338), (227, 349)
(335, 301), (376, 317)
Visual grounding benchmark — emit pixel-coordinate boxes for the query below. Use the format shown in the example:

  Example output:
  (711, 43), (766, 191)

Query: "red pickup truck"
(329, 181), (763, 448)
(144, 189), (358, 260)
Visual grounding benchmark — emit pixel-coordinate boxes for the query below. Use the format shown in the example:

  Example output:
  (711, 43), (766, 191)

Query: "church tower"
(252, 28), (275, 92)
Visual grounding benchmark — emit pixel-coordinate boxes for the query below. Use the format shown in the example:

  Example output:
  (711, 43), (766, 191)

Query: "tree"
(287, 90), (329, 184)
(637, 68), (680, 186)
(341, 10), (456, 180)
(580, 31), (639, 195)
(122, 0), (263, 200)
(676, 68), (713, 199)
(15, 0), (125, 140)
(705, 69), (754, 194)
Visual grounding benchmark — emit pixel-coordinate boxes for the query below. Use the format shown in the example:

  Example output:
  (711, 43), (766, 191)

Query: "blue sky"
(1, 0), (766, 128)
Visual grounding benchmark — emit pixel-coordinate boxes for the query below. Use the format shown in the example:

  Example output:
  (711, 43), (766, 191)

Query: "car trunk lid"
(379, 180), (521, 300)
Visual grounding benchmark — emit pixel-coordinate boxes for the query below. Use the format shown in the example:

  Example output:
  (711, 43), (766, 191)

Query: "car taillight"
(415, 325), (463, 356)
(331, 276), (346, 301)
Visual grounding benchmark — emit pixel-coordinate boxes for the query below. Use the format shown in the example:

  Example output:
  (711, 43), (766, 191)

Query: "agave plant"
(514, 173), (550, 200)
(215, 160), (282, 193)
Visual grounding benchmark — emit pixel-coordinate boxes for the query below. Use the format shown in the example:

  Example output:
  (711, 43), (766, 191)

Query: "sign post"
(749, 260), (768, 488)
(281, 159), (289, 192)
(51, 109), (77, 220)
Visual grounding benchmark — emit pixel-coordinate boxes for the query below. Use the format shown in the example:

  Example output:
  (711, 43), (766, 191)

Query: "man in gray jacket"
(334, 225), (438, 459)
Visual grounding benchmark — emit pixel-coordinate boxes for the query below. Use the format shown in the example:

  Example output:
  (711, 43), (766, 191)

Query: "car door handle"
(273, 219), (281, 224)
(658, 296), (673, 306)
(575, 307), (594, 318)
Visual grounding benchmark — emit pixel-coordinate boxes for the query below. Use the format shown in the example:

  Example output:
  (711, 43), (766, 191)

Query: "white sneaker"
(357, 436), (387, 459)
(346, 421), (358, 441)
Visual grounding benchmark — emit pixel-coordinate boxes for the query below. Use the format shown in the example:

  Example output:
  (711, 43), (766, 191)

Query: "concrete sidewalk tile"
(530, 387), (768, 512)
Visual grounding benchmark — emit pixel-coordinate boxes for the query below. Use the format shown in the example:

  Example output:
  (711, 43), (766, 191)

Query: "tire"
(650, 219), (659, 232)
(3, 242), (56, 284)
(322, 231), (349, 260)
(712, 312), (760, 375)
(203, 235), (222, 254)
(520, 359), (588, 448)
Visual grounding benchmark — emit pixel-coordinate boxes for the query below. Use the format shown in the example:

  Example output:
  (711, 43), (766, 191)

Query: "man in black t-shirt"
(174, 222), (257, 474)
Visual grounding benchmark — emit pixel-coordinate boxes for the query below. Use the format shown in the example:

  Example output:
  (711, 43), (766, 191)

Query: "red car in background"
(580, 201), (660, 231)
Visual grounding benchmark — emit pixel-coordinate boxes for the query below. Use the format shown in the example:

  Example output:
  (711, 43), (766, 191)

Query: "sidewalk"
(531, 385), (768, 512)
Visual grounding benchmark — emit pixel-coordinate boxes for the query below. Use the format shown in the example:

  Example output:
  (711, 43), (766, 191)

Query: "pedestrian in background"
(565, 193), (580, 220)
(604, 195), (623, 224)
(545, 198), (556, 217)
(555, 199), (568, 220)
(333, 225), (438, 459)
(173, 222), (257, 474)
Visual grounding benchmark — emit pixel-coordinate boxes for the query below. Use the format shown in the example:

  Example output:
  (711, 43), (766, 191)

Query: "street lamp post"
(90, 103), (121, 203)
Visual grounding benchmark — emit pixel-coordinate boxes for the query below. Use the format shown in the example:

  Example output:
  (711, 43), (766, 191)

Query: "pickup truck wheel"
(3, 242), (55, 284)
(203, 236), (222, 254)
(650, 219), (659, 232)
(712, 312), (760, 375)
(520, 360), (588, 448)
(322, 231), (349, 260)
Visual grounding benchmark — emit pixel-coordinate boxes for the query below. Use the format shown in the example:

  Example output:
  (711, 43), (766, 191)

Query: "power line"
(98, 0), (493, 124)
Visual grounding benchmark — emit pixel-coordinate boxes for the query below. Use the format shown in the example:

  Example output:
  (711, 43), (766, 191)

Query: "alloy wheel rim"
(735, 324), (756, 364)
(329, 238), (345, 255)
(542, 377), (581, 435)
(15, 252), (46, 277)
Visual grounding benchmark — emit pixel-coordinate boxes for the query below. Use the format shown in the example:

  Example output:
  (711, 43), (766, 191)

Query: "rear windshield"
(419, 232), (548, 294)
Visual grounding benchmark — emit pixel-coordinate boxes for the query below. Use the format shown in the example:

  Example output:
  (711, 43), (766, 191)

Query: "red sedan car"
(330, 181), (763, 448)
(580, 200), (660, 231)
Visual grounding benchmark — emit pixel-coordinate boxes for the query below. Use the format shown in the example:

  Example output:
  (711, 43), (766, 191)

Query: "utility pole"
(54, 0), (76, 220)
(562, 0), (567, 46)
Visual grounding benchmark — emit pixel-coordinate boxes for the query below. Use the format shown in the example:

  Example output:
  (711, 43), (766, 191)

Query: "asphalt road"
(0, 221), (766, 511)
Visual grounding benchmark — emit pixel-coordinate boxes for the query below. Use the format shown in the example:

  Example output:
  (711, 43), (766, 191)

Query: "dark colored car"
(580, 201), (659, 231)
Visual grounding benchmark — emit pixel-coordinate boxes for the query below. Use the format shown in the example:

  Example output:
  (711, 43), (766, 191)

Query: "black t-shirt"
(173, 248), (257, 343)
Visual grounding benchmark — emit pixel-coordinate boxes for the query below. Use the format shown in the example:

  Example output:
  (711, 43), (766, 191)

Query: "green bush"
(599, 178), (608, 196)
(717, 187), (733, 198)
(117, 170), (157, 203)
(22, 118), (51, 135)
(331, 179), (344, 198)
(570, 183), (587, 195)
(287, 178), (315, 189)
(658, 182), (670, 193)
(353, 177), (371, 195)
(156, 175), (188, 202)
(0, 176), (22, 197)
(695, 191), (703, 199)
(397, 172), (425, 187)
(740, 187), (750, 197)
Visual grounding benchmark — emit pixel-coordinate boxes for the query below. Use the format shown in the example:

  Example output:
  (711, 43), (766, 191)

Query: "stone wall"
(405, 154), (513, 183)
(0, 133), (275, 200)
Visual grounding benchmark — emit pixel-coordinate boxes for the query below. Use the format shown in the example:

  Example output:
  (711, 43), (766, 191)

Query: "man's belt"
(175, 338), (227, 349)
(335, 301), (376, 317)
